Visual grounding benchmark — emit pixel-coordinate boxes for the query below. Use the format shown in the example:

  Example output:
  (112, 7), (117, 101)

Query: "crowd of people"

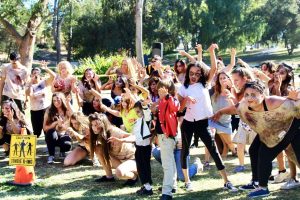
(0, 46), (300, 199)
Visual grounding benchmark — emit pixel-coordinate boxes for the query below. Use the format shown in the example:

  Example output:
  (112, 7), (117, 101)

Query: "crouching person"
(89, 113), (138, 186)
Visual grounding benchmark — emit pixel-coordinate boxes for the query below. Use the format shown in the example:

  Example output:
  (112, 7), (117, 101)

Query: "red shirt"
(158, 95), (180, 137)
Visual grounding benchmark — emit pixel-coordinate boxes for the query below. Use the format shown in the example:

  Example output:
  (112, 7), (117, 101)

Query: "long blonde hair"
(57, 61), (74, 76)
(123, 58), (137, 81)
(89, 113), (112, 164)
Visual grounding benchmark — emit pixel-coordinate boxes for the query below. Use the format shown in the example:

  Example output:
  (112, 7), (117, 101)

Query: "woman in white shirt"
(178, 44), (236, 192)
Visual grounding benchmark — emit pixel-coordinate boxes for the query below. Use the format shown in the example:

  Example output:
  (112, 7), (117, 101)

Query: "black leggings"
(45, 129), (72, 156)
(181, 119), (225, 170)
(135, 145), (152, 185)
(31, 109), (46, 138)
(249, 118), (300, 187)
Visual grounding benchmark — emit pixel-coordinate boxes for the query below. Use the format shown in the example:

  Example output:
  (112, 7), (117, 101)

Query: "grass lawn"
(1, 135), (299, 200)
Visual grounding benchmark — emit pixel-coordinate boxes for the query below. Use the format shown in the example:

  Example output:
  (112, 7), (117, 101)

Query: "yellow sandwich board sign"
(9, 134), (37, 166)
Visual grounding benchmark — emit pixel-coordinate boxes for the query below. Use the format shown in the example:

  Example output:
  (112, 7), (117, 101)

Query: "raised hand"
(208, 44), (219, 52)
(230, 48), (236, 56)
(93, 74), (99, 82)
(195, 44), (203, 52)
(40, 60), (49, 70)
(179, 50), (187, 56)
(158, 87), (168, 99)
(287, 88), (299, 100)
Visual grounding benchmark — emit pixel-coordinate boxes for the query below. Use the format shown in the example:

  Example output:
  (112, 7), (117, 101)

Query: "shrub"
(74, 55), (124, 81)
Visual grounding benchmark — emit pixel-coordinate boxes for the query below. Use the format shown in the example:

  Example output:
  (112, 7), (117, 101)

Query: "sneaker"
(92, 157), (101, 167)
(136, 186), (153, 196)
(224, 181), (238, 192)
(239, 181), (259, 191)
(233, 165), (245, 173)
(280, 179), (300, 190)
(274, 171), (290, 183)
(47, 156), (54, 164)
(95, 175), (115, 183)
(160, 194), (173, 200)
(248, 187), (269, 198)
(123, 177), (138, 186)
(203, 161), (211, 170)
(193, 157), (203, 173)
(185, 182), (193, 191)
(268, 175), (275, 184)
(158, 186), (176, 193)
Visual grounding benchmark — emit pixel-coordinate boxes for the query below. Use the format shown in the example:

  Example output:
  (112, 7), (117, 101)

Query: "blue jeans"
(152, 146), (197, 181)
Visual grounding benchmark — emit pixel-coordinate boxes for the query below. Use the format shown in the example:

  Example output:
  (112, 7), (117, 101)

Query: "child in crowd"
(156, 79), (180, 200)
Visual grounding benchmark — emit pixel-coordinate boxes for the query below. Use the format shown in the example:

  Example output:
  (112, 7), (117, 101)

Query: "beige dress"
(107, 126), (135, 162)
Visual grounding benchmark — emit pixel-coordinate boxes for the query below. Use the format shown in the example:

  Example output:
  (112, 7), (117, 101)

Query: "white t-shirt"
(178, 83), (213, 121)
(29, 80), (51, 111)
(1, 63), (29, 100)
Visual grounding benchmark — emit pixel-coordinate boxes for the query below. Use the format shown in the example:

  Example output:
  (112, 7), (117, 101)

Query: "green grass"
(1, 137), (299, 200)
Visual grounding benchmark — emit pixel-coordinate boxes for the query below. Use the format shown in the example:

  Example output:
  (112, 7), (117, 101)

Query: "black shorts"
(78, 145), (89, 153)
(0, 133), (11, 145)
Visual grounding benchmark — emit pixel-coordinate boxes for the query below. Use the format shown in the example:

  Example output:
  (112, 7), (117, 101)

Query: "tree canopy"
(0, 0), (299, 62)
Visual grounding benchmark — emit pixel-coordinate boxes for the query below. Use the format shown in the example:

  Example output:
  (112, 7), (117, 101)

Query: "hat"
(113, 96), (122, 105)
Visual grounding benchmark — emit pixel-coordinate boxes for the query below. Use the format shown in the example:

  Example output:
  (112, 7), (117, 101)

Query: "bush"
(74, 54), (124, 81)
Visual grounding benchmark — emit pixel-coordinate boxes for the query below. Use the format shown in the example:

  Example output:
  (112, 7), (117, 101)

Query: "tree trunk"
(19, 32), (36, 68)
(67, 2), (73, 61)
(0, 0), (49, 68)
(135, 0), (144, 67)
(55, 17), (64, 62)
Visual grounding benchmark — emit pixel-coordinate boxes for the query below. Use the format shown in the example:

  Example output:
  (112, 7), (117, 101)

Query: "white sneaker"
(92, 157), (101, 167)
(274, 171), (290, 183)
(47, 156), (54, 164)
(185, 182), (193, 191)
(224, 181), (238, 192)
(281, 179), (300, 190)
(193, 157), (203, 173)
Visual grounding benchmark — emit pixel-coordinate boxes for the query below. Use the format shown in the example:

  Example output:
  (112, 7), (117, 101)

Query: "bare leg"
(237, 143), (245, 166)
(288, 159), (296, 179)
(276, 151), (286, 171)
(220, 133), (236, 158)
(182, 169), (190, 183)
(64, 147), (88, 166)
(219, 169), (229, 183)
(113, 159), (137, 180)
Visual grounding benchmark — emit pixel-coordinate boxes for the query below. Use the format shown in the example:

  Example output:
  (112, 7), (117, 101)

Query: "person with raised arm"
(178, 44), (237, 192)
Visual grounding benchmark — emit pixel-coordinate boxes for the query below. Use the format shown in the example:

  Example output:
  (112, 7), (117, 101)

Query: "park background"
(1, 0), (300, 199)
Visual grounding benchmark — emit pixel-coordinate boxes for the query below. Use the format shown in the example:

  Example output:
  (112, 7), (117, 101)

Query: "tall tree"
(260, 0), (300, 54)
(135, 0), (144, 66)
(0, 0), (49, 68)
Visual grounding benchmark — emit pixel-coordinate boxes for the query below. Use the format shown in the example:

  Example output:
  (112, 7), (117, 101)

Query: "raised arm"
(223, 48), (236, 73)
(40, 61), (56, 85)
(179, 50), (196, 63)
(196, 44), (203, 62)
(207, 44), (218, 84)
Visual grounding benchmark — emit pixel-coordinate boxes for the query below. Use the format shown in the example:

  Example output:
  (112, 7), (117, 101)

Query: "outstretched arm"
(211, 104), (238, 122)
(207, 44), (218, 84)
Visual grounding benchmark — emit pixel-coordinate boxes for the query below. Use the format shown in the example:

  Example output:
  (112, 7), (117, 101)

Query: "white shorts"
(232, 121), (257, 145)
